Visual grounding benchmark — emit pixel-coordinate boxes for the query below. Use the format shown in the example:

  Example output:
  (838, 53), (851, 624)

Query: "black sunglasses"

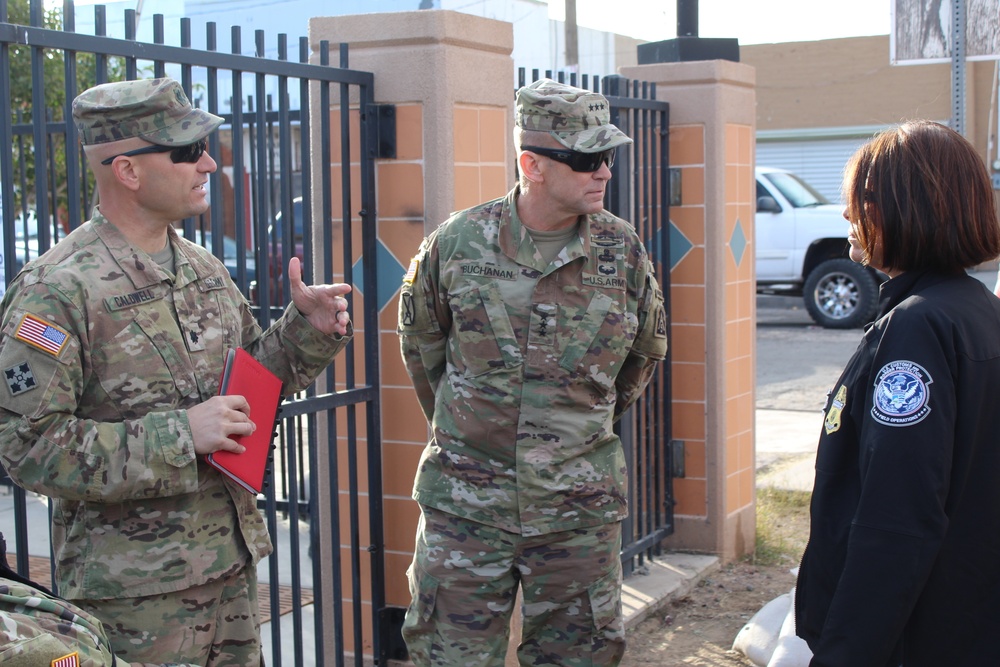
(521, 145), (616, 172)
(100, 138), (209, 166)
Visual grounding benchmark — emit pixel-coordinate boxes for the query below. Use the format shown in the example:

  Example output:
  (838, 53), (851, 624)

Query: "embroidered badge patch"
(400, 292), (416, 327)
(4, 362), (37, 396)
(591, 232), (624, 248)
(871, 360), (932, 427)
(14, 313), (69, 357)
(655, 307), (668, 338)
(825, 384), (847, 434)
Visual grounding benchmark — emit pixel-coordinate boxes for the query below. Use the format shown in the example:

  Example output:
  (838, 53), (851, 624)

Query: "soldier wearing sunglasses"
(0, 77), (354, 667)
(398, 78), (668, 666)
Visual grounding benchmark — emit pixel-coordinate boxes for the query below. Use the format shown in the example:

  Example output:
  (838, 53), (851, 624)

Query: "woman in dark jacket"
(795, 120), (1000, 667)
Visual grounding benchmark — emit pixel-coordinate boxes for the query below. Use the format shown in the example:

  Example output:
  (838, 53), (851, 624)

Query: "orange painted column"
(620, 59), (758, 561)
(307, 9), (516, 662)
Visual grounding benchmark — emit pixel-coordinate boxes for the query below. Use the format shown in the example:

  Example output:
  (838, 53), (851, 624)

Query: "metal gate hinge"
(371, 103), (396, 159)
(671, 439), (685, 478)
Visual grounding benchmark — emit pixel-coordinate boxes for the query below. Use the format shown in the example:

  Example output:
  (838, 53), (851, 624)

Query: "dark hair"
(843, 120), (1000, 272)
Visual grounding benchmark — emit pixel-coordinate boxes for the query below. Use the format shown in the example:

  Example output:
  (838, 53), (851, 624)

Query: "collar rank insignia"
(14, 313), (70, 357)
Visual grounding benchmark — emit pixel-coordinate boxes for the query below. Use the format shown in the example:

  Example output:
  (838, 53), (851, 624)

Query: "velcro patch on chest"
(104, 287), (163, 312)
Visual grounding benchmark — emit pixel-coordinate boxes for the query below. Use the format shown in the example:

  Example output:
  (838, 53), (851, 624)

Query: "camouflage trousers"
(402, 505), (625, 667)
(74, 561), (262, 667)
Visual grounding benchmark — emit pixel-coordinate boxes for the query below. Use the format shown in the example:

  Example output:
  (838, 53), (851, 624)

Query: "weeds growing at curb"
(753, 486), (812, 567)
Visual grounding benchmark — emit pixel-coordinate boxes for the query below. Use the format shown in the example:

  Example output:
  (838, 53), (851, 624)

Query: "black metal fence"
(0, 1), (386, 665)
(516, 68), (674, 574)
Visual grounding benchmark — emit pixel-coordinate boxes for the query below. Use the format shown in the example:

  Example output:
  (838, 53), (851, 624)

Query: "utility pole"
(677, 0), (697, 36)
(951, 0), (966, 136)
(565, 0), (579, 72)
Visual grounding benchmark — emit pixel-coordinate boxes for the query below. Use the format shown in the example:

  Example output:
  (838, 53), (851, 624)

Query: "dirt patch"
(621, 488), (811, 667)
(620, 561), (797, 666)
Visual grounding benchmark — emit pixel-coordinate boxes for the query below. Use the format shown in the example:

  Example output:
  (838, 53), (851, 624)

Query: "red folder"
(205, 348), (283, 494)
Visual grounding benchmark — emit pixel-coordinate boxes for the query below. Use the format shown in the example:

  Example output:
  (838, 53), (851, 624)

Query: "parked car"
(183, 229), (258, 305)
(755, 166), (881, 329)
(200, 231), (257, 288)
(264, 196), (305, 306)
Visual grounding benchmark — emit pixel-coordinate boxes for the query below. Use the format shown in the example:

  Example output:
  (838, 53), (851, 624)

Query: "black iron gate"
(0, 1), (386, 664)
(516, 69), (674, 574)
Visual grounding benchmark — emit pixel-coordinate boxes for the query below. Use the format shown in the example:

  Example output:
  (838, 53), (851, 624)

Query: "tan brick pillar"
(620, 59), (757, 561)
(307, 9), (516, 662)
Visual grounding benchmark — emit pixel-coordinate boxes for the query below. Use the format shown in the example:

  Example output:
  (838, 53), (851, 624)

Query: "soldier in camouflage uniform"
(0, 78), (353, 666)
(397, 78), (668, 666)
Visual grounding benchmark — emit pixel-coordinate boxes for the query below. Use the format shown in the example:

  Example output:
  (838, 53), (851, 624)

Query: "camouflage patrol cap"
(515, 78), (632, 153)
(72, 77), (223, 146)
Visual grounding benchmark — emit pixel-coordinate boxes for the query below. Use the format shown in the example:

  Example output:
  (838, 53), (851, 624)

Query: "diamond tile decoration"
(352, 239), (407, 313)
(730, 217), (747, 267)
(669, 221), (693, 271)
(644, 222), (692, 272)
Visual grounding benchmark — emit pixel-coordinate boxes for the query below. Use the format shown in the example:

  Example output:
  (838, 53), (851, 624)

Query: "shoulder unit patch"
(4, 362), (37, 396)
(871, 360), (932, 427)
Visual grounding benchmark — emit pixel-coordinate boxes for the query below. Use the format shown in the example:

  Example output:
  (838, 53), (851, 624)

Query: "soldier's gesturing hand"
(187, 395), (255, 456)
(288, 256), (352, 337)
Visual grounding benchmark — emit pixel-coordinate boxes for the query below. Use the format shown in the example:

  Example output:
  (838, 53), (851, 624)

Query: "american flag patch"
(403, 257), (419, 284)
(52, 653), (79, 667)
(15, 313), (70, 357)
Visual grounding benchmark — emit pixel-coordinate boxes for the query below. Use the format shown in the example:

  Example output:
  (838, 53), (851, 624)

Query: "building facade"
(743, 35), (999, 203)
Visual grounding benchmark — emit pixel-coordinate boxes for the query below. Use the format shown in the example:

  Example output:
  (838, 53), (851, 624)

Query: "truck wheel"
(803, 258), (879, 329)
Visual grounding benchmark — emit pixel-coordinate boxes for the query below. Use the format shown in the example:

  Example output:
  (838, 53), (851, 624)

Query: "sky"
(560, 0), (893, 45)
(67, 0), (896, 47)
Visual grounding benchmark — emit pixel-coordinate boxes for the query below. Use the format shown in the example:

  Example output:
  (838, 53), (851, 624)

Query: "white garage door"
(756, 134), (876, 204)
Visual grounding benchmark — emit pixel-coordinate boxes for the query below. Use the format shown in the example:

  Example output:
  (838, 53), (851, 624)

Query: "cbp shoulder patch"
(871, 360), (932, 427)
(14, 313), (70, 357)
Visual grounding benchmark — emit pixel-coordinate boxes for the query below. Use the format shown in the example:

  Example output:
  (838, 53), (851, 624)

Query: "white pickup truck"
(755, 166), (881, 329)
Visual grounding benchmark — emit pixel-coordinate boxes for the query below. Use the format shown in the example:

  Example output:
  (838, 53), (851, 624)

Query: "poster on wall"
(891, 0), (1000, 65)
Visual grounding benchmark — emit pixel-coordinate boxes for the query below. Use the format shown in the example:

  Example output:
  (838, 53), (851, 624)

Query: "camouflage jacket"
(398, 187), (668, 536)
(0, 213), (350, 600)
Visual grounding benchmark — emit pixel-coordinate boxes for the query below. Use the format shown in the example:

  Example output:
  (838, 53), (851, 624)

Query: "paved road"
(756, 294), (859, 412)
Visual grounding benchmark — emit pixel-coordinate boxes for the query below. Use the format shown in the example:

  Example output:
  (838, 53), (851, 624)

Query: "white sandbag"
(778, 587), (797, 638)
(766, 586), (813, 667)
(767, 635), (812, 667)
(731, 592), (791, 666)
